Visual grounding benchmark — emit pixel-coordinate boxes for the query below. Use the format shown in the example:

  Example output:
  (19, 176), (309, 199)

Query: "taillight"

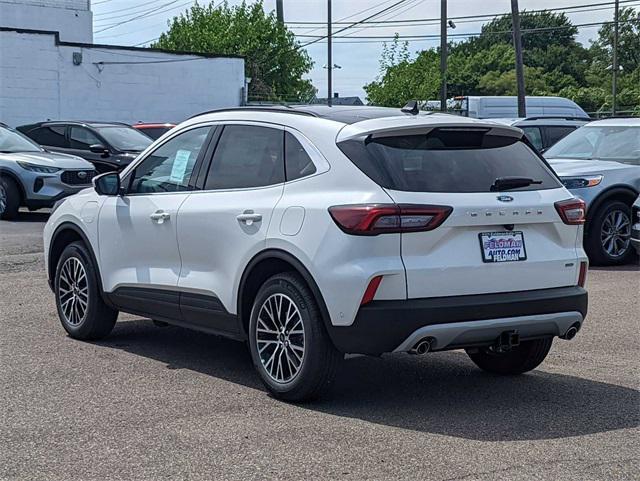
(555, 198), (586, 225)
(328, 204), (452, 235)
(578, 261), (588, 287)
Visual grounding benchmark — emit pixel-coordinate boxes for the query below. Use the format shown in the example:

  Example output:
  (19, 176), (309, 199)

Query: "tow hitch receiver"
(495, 330), (520, 352)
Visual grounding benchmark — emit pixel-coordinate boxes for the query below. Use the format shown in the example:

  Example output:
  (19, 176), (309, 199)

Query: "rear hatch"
(337, 118), (582, 298)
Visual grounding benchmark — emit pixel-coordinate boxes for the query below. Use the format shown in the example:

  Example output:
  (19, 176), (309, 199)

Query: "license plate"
(479, 231), (527, 263)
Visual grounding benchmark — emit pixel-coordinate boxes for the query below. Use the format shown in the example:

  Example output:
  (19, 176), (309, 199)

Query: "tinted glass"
(339, 130), (560, 193)
(70, 127), (101, 149)
(285, 132), (316, 181)
(545, 126), (640, 164)
(545, 126), (577, 147)
(138, 127), (172, 140)
(95, 126), (152, 152)
(129, 127), (210, 194)
(521, 127), (543, 151)
(0, 126), (42, 153)
(205, 125), (284, 190)
(30, 126), (67, 148)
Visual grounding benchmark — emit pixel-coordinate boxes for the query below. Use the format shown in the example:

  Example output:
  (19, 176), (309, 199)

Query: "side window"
(69, 127), (101, 150)
(31, 126), (67, 147)
(205, 125), (284, 190)
(521, 127), (543, 151)
(129, 126), (211, 194)
(285, 131), (317, 181)
(545, 126), (576, 148)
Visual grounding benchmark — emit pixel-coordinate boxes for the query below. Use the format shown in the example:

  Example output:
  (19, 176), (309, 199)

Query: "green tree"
(364, 42), (440, 107)
(153, 1), (315, 102)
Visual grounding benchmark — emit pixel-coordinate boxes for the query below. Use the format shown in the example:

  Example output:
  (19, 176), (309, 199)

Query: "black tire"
(0, 176), (21, 220)
(54, 241), (118, 340)
(585, 201), (634, 266)
(466, 338), (553, 375)
(248, 272), (342, 402)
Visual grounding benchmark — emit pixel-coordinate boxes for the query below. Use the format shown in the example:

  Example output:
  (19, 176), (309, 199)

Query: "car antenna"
(401, 100), (419, 115)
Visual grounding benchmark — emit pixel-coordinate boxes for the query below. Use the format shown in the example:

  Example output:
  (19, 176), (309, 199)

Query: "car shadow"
(8, 210), (50, 223)
(101, 318), (640, 442)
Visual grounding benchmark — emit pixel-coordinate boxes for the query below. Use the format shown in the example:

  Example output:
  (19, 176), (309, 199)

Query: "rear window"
(338, 128), (561, 193)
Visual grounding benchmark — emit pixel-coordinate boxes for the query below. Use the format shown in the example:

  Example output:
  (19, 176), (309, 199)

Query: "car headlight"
(560, 175), (603, 189)
(16, 161), (60, 174)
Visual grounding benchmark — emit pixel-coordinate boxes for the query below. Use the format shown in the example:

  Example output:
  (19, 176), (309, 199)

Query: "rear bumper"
(327, 286), (588, 355)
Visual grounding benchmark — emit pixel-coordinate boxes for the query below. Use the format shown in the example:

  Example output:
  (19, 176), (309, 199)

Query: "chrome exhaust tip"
(409, 338), (432, 355)
(563, 326), (579, 340)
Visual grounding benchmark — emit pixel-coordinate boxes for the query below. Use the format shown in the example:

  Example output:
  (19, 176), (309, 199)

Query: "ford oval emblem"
(497, 195), (514, 202)
(77, 171), (87, 179)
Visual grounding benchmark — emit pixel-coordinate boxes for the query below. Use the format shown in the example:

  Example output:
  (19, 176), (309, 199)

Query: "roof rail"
(188, 106), (318, 120)
(523, 116), (590, 121)
(41, 120), (132, 127)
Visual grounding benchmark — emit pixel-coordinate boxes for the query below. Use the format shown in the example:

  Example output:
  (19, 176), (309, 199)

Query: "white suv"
(44, 106), (589, 401)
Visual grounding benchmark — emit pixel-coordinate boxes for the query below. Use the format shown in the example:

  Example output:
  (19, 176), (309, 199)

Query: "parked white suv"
(44, 106), (589, 401)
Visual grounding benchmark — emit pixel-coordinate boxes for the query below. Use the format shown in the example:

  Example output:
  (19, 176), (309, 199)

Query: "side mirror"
(89, 144), (109, 155)
(93, 172), (121, 196)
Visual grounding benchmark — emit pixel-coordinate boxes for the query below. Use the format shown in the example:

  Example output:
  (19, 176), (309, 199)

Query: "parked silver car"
(545, 118), (640, 265)
(0, 124), (96, 220)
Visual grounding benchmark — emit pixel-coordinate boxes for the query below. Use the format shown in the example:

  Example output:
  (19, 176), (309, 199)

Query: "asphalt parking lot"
(1, 211), (639, 481)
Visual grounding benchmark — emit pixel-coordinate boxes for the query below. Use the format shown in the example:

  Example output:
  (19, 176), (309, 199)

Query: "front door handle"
(150, 210), (170, 224)
(237, 211), (262, 225)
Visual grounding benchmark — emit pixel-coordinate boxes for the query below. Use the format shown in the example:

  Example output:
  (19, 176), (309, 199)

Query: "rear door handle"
(150, 210), (170, 224)
(237, 212), (262, 225)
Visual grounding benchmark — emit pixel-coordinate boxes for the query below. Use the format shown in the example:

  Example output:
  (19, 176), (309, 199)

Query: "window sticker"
(170, 149), (191, 183)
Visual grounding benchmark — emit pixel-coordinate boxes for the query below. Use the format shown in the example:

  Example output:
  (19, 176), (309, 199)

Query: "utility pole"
(439, 0), (447, 112)
(276, 0), (284, 24)
(612, 0), (619, 116)
(511, 0), (526, 117)
(327, 0), (332, 107)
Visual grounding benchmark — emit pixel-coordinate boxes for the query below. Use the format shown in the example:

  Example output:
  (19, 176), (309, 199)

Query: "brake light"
(328, 204), (453, 235)
(555, 198), (586, 225)
(361, 275), (383, 305)
(578, 261), (588, 287)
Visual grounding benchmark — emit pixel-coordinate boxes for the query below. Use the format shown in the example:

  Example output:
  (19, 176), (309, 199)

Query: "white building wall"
(0, 30), (245, 127)
(0, 0), (92, 42)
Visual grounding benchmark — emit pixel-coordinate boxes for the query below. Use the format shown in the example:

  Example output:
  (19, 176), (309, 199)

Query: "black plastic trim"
(327, 286), (588, 355)
(237, 249), (334, 339)
(47, 223), (109, 306)
(105, 287), (244, 340)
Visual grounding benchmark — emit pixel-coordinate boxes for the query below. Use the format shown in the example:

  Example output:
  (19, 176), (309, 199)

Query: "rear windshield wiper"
(490, 177), (543, 192)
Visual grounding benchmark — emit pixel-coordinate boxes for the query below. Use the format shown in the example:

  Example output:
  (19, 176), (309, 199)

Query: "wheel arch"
(0, 168), (26, 204)
(48, 222), (108, 304)
(585, 185), (638, 233)
(236, 249), (334, 341)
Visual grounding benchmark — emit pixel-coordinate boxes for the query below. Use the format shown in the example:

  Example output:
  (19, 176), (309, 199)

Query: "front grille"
(61, 170), (96, 185)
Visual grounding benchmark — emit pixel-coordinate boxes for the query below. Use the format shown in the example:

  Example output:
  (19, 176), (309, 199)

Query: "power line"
(94, 0), (193, 34)
(302, 19), (633, 44)
(285, 0), (639, 26)
(94, 0), (167, 19)
(289, 1), (640, 30)
(298, 0), (412, 48)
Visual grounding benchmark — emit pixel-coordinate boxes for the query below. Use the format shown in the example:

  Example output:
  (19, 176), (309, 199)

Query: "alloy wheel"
(255, 293), (306, 384)
(600, 209), (631, 258)
(58, 257), (89, 326)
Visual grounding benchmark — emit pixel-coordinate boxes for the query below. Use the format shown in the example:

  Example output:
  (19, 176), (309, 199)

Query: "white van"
(454, 96), (589, 119)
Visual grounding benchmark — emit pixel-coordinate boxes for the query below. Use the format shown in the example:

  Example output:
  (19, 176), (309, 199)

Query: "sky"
(91, 0), (630, 100)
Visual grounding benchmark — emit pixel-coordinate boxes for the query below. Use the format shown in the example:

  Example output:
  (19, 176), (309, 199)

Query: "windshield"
(0, 126), (43, 153)
(96, 126), (152, 152)
(545, 125), (640, 165)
